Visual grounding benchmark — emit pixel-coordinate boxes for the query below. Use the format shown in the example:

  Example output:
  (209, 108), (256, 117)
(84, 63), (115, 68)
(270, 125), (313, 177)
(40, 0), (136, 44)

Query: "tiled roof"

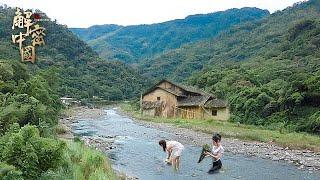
(164, 79), (213, 97)
(143, 79), (214, 97)
(204, 99), (228, 108)
(177, 95), (211, 107)
(142, 79), (228, 108)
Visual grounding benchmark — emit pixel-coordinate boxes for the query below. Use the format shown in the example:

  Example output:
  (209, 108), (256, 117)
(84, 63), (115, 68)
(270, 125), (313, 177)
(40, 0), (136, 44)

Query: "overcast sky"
(1, 0), (304, 28)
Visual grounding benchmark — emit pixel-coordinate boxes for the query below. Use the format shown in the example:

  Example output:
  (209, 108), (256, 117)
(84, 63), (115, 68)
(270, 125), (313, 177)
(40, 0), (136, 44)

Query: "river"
(72, 109), (320, 180)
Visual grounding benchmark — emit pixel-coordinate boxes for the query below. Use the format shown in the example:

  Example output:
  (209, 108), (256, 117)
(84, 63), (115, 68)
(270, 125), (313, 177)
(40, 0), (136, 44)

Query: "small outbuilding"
(60, 97), (81, 107)
(141, 80), (230, 120)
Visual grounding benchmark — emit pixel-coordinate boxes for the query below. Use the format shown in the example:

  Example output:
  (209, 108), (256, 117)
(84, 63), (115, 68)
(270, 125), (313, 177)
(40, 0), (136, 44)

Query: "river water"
(72, 109), (320, 180)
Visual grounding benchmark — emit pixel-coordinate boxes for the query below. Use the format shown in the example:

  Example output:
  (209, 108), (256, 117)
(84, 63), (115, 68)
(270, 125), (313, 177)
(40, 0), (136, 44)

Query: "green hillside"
(0, 6), (150, 100)
(140, 1), (320, 82)
(69, 0), (320, 134)
(71, 8), (269, 63)
(0, 6), (131, 179)
(181, 0), (319, 134)
(71, 24), (122, 41)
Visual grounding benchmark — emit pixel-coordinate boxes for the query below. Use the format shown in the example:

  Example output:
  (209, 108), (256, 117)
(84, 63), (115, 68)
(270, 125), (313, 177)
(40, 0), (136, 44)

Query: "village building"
(60, 97), (81, 107)
(141, 80), (230, 120)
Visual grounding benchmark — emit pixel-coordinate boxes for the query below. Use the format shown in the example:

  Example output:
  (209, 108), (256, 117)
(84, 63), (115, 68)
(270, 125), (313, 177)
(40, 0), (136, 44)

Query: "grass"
(67, 141), (117, 180)
(120, 103), (320, 152)
(49, 141), (118, 180)
(61, 107), (77, 118)
(55, 124), (67, 134)
(56, 107), (119, 180)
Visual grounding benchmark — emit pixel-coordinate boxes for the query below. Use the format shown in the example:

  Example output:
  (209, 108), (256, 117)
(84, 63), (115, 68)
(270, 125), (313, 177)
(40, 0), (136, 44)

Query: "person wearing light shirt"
(159, 139), (184, 171)
(205, 133), (224, 174)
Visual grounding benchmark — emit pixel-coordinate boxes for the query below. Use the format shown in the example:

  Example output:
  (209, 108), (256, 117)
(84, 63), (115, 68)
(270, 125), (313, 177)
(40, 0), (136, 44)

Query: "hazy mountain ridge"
(0, 6), (150, 100)
(71, 7), (269, 63)
(184, 0), (320, 134)
(140, 0), (320, 81)
(71, 24), (122, 41)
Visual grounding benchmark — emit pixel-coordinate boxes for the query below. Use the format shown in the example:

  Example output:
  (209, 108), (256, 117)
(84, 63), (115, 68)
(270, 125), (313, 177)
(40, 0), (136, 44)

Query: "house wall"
(203, 107), (230, 121)
(158, 81), (184, 95)
(142, 88), (177, 118)
(176, 106), (203, 119)
(142, 80), (230, 120)
(142, 108), (156, 117)
(174, 106), (230, 120)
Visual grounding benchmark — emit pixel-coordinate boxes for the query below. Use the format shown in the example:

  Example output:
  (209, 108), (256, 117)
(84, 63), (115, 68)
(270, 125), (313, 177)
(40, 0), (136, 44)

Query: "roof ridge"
(162, 79), (214, 97)
(143, 79), (216, 98)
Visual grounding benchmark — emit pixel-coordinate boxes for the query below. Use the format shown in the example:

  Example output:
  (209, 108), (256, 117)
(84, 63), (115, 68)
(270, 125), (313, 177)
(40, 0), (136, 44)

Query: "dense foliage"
(71, 8), (269, 64)
(0, 60), (117, 179)
(0, 124), (65, 179)
(0, 6), (151, 101)
(0, 60), (67, 179)
(189, 58), (320, 134)
(186, 0), (320, 134)
(0, 6), (119, 179)
(72, 1), (320, 134)
(0, 61), (61, 135)
(140, 1), (320, 81)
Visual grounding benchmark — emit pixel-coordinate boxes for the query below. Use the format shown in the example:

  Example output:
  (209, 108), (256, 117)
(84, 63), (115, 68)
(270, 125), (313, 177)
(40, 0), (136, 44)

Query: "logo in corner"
(12, 8), (46, 64)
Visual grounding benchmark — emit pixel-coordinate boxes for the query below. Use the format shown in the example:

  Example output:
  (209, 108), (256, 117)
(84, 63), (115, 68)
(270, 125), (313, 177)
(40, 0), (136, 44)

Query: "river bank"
(118, 105), (320, 172)
(58, 106), (138, 180)
(59, 106), (320, 173)
(71, 107), (320, 179)
(57, 106), (106, 140)
(58, 106), (118, 152)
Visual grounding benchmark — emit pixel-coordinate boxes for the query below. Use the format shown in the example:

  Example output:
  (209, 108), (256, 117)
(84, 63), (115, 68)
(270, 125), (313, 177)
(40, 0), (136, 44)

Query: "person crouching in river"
(159, 140), (184, 171)
(205, 133), (224, 174)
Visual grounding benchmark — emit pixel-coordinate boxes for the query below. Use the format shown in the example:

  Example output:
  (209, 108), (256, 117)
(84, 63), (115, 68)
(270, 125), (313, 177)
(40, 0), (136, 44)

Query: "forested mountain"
(181, 0), (320, 134)
(71, 24), (122, 42)
(71, 8), (269, 63)
(0, 6), (150, 100)
(71, 0), (320, 134)
(0, 6), (121, 178)
(140, 0), (320, 81)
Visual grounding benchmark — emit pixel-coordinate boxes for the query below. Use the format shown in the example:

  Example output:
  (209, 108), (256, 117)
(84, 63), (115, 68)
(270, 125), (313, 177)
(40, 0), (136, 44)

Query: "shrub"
(0, 125), (66, 179)
(299, 111), (320, 134)
(0, 163), (23, 180)
(65, 142), (117, 180)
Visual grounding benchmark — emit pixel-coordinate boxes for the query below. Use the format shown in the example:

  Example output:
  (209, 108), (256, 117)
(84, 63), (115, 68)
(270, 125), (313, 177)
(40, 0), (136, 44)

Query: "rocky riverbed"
(59, 106), (320, 174)
(58, 107), (118, 148)
(58, 107), (139, 180)
(127, 114), (320, 172)
(58, 106), (106, 140)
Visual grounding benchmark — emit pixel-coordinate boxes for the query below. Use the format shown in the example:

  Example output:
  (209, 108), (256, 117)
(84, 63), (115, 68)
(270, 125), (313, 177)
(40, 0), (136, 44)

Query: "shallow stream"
(72, 109), (320, 180)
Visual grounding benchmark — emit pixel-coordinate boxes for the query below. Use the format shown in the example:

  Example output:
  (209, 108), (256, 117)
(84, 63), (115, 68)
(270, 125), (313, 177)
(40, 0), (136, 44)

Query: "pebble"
(272, 157), (280, 161)
(133, 118), (320, 172)
(66, 108), (320, 174)
(81, 136), (116, 152)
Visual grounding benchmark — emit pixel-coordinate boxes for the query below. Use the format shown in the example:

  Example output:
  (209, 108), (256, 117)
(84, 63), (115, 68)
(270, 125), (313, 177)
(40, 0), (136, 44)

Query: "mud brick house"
(141, 80), (230, 120)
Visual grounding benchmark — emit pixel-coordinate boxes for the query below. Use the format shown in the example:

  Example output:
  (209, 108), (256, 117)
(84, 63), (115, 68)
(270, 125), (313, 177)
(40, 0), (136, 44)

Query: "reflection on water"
(73, 109), (320, 180)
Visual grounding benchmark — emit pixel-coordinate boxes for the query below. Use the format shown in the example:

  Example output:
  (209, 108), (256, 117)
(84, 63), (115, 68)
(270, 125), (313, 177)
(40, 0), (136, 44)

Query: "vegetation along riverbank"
(0, 60), (117, 179)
